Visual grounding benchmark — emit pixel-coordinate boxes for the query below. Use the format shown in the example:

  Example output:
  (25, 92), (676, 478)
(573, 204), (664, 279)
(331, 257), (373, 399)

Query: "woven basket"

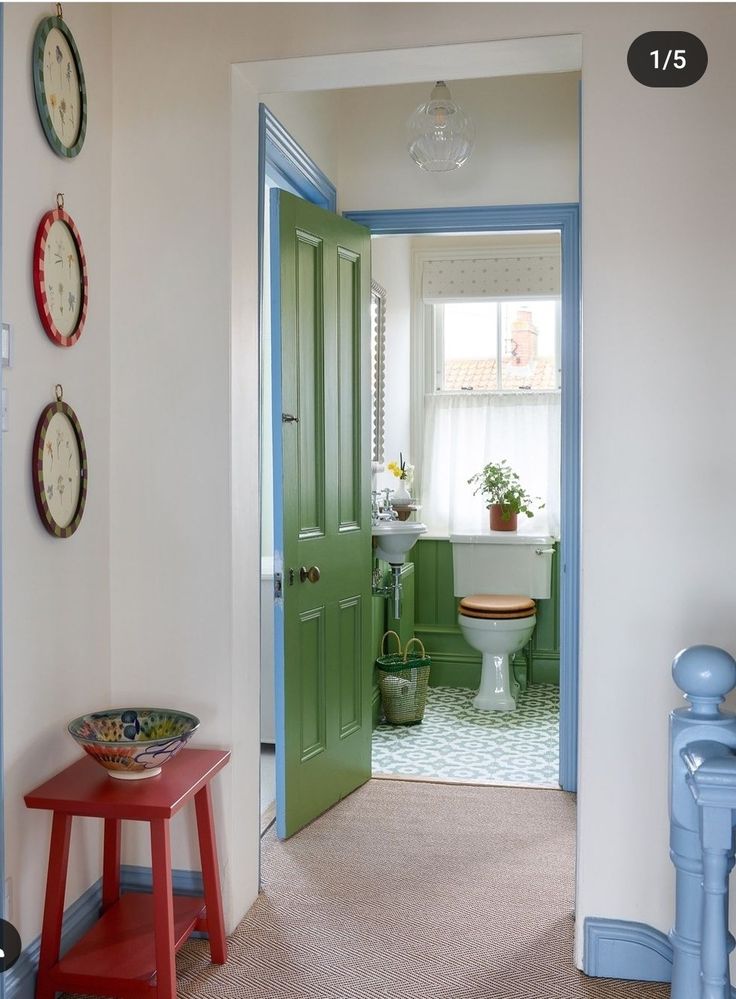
(376, 633), (431, 726)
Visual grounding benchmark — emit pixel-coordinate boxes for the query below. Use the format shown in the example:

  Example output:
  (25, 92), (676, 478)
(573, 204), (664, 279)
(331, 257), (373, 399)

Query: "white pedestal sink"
(372, 521), (427, 564)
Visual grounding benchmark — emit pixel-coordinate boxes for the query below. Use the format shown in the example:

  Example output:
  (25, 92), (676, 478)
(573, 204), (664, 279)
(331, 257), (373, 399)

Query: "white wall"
(337, 73), (580, 211)
(2, 3), (112, 944)
(0, 0), (718, 966)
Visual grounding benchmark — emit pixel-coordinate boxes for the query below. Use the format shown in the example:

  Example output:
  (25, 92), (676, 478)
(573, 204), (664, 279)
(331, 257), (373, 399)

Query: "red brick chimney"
(504, 307), (538, 366)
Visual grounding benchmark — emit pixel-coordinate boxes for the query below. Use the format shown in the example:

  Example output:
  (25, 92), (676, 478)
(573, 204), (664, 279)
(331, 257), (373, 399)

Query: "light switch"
(1, 323), (11, 368)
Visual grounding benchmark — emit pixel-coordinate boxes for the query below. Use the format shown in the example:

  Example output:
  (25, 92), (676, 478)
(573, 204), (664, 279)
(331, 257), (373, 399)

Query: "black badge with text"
(0, 919), (21, 972)
(628, 32), (708, 87)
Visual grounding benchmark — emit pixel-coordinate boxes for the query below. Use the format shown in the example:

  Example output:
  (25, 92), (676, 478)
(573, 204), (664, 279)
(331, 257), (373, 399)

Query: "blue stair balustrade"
(670, 644), (736, 999)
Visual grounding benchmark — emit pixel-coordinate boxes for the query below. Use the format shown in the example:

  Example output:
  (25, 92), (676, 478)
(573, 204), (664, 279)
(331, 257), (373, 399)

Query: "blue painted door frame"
(344, 204), (581, 792)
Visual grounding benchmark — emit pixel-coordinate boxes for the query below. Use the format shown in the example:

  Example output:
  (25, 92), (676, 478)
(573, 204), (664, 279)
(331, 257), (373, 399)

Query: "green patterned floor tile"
(372, 684), (559, 786)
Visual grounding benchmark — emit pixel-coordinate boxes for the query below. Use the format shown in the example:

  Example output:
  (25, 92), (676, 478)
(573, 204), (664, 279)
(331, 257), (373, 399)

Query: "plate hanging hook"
(56, 3), (63, 19)
(55, 384), (63, 402)
(56, 192), (64, 211)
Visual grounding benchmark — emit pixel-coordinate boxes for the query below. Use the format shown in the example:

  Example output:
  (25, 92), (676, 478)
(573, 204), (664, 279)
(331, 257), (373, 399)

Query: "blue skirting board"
(584, 917), (736, 996)
(5, 866), (203, 999)
(583, 918), (673, 982)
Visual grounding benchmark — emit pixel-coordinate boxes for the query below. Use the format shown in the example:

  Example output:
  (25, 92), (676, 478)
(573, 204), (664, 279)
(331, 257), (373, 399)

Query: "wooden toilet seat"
(458, 594), (536, 620)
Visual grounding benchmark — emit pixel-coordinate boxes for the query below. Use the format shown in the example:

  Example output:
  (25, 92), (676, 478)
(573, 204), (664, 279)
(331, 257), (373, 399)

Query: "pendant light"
(407, 80), (475, 173)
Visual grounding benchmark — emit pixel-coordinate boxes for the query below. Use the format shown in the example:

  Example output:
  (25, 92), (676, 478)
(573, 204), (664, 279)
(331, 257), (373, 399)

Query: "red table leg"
(102, 818), (121, 914)
(150, 818), (176, 999)
(194, 784), (227, 963)
(36, 812), (72, 999)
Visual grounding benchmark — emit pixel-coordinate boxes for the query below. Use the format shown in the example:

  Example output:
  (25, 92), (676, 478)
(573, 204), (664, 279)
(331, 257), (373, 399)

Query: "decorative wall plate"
(33, 195), (88, 347)
(32, 386), (88, 538)
(32, 8), (87, 158)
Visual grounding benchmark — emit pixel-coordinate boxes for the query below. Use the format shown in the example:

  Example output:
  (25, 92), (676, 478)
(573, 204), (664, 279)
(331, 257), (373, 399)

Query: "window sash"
(430, 300), (562, 395)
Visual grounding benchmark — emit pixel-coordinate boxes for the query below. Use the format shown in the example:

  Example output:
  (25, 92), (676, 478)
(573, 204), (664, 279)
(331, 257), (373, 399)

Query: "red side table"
(25, 747), (230, 999)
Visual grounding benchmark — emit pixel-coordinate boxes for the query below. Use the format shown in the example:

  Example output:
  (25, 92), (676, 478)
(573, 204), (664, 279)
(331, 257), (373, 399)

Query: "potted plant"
(467, 459), (544, 532)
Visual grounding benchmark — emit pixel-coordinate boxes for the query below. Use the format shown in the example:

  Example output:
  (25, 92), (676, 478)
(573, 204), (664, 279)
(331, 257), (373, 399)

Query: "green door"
(271, 190), (373, 839)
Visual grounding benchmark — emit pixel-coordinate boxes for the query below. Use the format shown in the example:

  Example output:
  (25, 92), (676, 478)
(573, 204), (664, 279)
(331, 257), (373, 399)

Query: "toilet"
(451, 532), (554, 712)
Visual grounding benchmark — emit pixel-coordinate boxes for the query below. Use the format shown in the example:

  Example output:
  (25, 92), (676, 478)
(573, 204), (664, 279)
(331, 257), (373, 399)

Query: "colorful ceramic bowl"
(68, 708), (200, 780)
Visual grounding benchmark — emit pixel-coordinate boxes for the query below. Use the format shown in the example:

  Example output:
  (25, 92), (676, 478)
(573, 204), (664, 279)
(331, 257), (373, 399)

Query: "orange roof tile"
(444, 357), (558, 391)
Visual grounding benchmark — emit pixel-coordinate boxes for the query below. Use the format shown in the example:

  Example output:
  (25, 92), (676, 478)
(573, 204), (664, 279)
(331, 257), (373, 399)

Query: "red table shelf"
(25, 748), (230, 999)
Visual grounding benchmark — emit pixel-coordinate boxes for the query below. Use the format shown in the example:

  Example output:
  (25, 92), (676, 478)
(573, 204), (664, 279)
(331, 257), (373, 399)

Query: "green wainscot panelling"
(371, 561), (415, 728)
(410, 539), (560, 690)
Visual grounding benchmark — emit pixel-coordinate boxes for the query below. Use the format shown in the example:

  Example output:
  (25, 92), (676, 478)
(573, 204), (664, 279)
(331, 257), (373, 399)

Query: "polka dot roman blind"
(421, 251), (560, 302)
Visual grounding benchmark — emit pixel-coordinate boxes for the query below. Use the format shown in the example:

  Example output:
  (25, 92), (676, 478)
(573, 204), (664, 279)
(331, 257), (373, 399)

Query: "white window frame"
(430, 298), (561, 394)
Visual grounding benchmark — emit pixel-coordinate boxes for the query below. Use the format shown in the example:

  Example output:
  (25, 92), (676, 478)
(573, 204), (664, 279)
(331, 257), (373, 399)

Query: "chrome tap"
(371, 488), (398, 524)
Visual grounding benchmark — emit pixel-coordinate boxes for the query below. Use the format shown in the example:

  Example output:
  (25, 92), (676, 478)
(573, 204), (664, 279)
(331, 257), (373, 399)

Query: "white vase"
(393, 480), (411, 504)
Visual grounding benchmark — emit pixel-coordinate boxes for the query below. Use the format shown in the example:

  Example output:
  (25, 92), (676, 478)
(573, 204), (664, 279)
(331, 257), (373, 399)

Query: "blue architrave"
(344, 203), (581, 793)
(258, 105), (336, 212)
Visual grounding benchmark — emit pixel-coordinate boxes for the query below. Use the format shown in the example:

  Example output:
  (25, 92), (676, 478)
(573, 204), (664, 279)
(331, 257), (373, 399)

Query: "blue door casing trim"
(344, 203), (581, 793)
(258, 104), (336, 213)
(268, 188), (287, 842)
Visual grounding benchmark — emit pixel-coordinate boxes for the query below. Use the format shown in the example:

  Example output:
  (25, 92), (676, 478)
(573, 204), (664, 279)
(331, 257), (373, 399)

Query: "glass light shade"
(407, 81), (475, 173)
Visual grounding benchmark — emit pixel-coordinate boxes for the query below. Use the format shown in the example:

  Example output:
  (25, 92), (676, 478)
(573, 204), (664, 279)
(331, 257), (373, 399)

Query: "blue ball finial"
(672, 645), (736, 716)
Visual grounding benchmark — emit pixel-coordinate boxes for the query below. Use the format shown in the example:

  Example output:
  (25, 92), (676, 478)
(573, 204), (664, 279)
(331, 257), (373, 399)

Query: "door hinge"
(274, 572), (283, 599)
(282, 413), (299, 423)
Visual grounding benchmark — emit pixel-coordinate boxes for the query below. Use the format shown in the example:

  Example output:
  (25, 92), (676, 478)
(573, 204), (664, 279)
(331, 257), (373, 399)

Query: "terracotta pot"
(490, 504), (518, 532)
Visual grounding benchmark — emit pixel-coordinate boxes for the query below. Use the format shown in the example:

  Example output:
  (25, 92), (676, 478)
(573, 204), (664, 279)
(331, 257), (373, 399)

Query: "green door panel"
(294, 232), (324, 537)
(338, 595), (363, 738)
(274, 190), (372, 839)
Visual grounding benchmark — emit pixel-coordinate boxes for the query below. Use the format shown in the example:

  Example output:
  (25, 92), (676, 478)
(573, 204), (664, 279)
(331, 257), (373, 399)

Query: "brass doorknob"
(299, 565), (321, 584)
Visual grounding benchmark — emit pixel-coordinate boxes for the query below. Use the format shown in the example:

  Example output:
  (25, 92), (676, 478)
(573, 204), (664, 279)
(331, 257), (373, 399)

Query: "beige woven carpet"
(176, 780), (670, 999)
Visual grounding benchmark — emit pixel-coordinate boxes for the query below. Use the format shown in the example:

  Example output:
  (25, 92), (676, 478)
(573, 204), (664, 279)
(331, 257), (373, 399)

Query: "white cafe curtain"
(419, 391), (561, 537)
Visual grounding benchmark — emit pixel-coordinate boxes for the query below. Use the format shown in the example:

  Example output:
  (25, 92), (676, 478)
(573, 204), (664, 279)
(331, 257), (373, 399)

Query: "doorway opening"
(251, 49), (581, 845)
(366, 226), (567, 789)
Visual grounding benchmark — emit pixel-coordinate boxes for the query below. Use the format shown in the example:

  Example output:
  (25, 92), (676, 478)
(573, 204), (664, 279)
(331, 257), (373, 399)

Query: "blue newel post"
(670, 645), (736, 999)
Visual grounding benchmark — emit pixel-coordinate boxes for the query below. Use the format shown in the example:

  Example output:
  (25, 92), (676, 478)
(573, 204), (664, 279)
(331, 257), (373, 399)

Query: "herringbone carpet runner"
(175, 780), (668, 998)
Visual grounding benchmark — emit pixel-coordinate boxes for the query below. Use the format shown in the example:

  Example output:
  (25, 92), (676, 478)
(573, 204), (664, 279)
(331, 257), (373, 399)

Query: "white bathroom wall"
(100, 0), (736, 962)
(2, 2), (113, 945)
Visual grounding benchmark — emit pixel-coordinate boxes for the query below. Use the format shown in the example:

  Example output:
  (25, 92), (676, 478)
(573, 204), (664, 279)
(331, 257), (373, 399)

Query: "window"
(412, 243), (563, 537)
(432, 299), (561, 393)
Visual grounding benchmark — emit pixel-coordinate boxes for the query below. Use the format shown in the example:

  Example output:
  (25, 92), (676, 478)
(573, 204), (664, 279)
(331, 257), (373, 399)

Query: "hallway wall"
(2, 2), (113, 945)
(104, 0), (736, 963)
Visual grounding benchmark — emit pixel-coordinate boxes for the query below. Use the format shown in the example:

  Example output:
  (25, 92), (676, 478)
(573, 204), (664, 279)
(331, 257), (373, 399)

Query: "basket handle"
(381, 630), (402, 657)
(403, 637), (427, 661)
